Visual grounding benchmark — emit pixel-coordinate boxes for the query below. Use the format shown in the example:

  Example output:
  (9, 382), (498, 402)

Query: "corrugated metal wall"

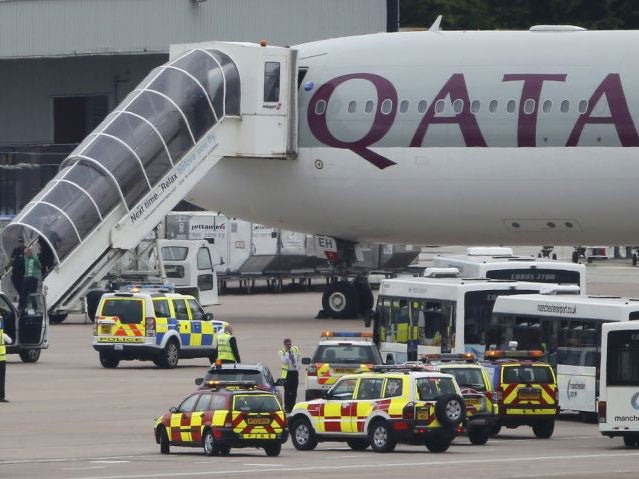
(0, 0), (387, 59)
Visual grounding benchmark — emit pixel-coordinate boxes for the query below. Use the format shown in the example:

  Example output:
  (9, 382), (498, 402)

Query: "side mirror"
(302, 357), (311, 365)
(170, 406), (179, 413)
(275, 378), (287, 386)
(204, 312), (214, 321)
(321, 390), (329, 399)
(385, 353), (395, 365)
(195, 377), (204, 386)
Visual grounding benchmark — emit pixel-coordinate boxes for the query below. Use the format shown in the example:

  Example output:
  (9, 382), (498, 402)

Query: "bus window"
(376, 297), (393, 342)
(412, 300), (455, 352)
(557, 320), (600, 367)
(389, 299), (410, 343)
(606, 330), (639, 386)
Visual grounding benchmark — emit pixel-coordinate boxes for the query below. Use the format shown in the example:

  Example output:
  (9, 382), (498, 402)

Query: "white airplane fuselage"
(187, 30), (639, 245)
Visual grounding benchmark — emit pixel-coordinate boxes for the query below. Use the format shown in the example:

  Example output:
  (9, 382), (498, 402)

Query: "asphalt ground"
(1, 261), (639, 479)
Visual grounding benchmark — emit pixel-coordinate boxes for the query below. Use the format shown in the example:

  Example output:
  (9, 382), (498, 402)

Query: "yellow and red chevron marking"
(502, 384), (556, 406)
(114, 323), (144, 337)
(316, 363), (373, 385)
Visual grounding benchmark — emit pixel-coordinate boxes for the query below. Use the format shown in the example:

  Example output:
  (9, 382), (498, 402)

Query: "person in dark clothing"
(38, 236), (55, 278)
(7, 236), (25, 299)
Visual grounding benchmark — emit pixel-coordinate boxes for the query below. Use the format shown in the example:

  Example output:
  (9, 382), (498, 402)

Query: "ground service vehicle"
(196, 362), (285, 405)
(290, 367), (465, 453)
(302, 331), (383, 400)
(371, 277), (579, 364)
(431, 247), (586, 292)
(598, 322), (639, 447)
(154, 381), (288, 456)
(93, 289), (221, 368)
(490, 294), (638, 415)
(482, 349), (558, 438)
(0, 292), (48, 362)
(422, 353), (497, 445)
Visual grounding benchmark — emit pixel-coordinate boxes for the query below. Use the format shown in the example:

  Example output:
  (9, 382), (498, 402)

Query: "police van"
(92, 287), (224, 368)
(0, 291), (48, 362)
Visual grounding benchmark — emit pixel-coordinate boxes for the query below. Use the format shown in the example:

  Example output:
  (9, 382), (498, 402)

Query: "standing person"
(279, 338), (301, 412)
(216, 325), (240, 363)
(0, 314), (12, 402)
(7, 236), (25, 300)
(38, 236), (55, 278)
(19, 248), (41, 311)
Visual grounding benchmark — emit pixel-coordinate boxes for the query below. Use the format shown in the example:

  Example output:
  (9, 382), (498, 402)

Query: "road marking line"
(242, 463), (283, 467)
(70, 451), (639, 479)
(63, 467), (106, 471)
(92, 461), (131, 464)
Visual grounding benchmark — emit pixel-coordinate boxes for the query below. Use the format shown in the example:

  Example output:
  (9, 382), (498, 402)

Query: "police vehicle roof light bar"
(484, 350), (544, 360)
(320, 331), (373, 338)
(421, 352), (477, 363)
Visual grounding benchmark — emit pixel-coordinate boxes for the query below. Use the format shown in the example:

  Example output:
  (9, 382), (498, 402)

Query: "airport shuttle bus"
(432, 247), (587, 292)
(372, 277), (578, 364)
(599, 322), (639, 447)
(491, 295), (639, 416)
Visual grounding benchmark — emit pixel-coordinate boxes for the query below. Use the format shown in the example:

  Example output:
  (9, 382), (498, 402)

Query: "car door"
(189, 393), (213, 444)
(0, 293), (17, 346)
(320, 377), (357, 434)
(172, 298), (191, 349)
(186, 298), (214, 351)
(352, 377), (385, 433)
(168, 394), (199, 445)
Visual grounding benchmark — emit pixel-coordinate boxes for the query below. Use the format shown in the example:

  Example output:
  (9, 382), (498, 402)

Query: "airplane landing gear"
(319, 277), (374, 320)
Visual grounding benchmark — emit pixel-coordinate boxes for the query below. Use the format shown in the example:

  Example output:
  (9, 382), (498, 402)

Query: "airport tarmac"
(1, 261), (639, 478)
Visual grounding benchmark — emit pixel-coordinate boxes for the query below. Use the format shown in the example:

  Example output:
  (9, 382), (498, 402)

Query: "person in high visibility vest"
(279, 338), (301, 412)
(216, 325), (240, 363)
(0, 314), (13, 402)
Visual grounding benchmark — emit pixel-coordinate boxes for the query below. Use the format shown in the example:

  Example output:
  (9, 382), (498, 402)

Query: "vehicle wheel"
(353, 279), (374, 317)
(532, 420), (555, 439)
(467, 428), (489, 445)
(368, 420), (397, 453)
(19, 348), (41, 363)
(48, 313), (68, 324)
(264, 442), (282, 456)
(435, 394), (466, 428)
(159, 427), (170, 454)
(623, 436), (636, 447)
(322, 281), (359, 319)
(425, 436), (451, 453)
(203, 430), (220, 456)
(157, 339), (179, 369)
(86, 289), (105, 322)
(346, 438), (369, 451)
(489, 423), (502, 437)
(99, 351), (120, 369)
(290, 418), (318, 451)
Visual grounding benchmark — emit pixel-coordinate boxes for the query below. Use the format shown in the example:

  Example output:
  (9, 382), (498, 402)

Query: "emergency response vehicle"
(289, 366), (466, 453)
(302, 331), (384, 400)
(93, 288), (224, 368)
(422, 353), (497, 445)
(482, 348), (558, 438)
(154, 380), (288, 456)
(0, 291), (48, 362)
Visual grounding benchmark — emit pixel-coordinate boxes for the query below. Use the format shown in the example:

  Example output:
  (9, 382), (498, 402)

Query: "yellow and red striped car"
(154, 381), (288, 456)
(483, 350), (558, 438)
(290, 367), (466, 453)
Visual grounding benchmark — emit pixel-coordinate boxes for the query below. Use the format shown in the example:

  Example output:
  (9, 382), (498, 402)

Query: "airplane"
(4, 23), (639, 320)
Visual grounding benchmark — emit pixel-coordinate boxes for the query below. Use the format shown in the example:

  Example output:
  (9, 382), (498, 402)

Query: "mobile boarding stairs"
(1, 42), (298, 315)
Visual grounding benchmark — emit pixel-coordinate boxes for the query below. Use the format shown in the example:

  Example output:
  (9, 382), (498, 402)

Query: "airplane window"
(381, 99), (393, 115)
(348, 101), (356, 113)
(507, 100), (517, 113)
(365, 100), (374, 114)
(453, 99), (463, 114)
(561, 100), (570, 113)
(489, 100), (498, 113)
(578, 100), (588, 114)
(314, 100), (326, 115)
(417, 100), (427, 114)
(400, 100), (409, 114)
(542, 99), (552, 113)
(524, 99), (535, 114)
(435, 100), (445, 113)
(471, 100), (480, 113)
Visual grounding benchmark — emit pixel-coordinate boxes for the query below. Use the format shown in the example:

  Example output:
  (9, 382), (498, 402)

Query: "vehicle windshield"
(416, 377), (457, 400)
(100, 298), (143, 324)
(502, 365), (554, 384)
(205, 369), (265, 385)
(312, 344), (382, 364)
(233, 394), (280, 412)
(439, 367), (487, 392)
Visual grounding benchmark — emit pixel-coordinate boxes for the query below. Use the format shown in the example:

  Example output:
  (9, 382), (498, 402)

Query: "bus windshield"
(606, 330), (639, 386)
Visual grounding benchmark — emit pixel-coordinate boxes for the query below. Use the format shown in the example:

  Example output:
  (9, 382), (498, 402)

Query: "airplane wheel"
(322, 281), (359, 319)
